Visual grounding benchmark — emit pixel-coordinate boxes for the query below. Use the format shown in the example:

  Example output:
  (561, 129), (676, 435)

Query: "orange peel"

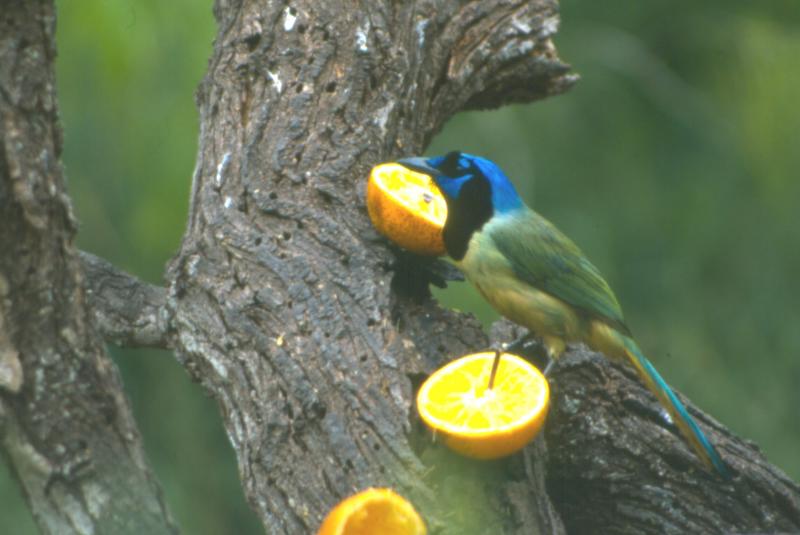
(366, 163), (447, 256)
(416, 352), (549, 459)
(317, 487), (426, 535)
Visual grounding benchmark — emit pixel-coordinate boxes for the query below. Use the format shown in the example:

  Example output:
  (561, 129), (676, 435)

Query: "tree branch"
(378, 0), (577, 146)
(545, 346), (800, 534)
(79, 251), (170, 349)
(435, 0), (577, 111)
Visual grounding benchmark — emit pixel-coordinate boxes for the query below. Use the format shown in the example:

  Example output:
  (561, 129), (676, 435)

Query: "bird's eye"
(441, 151), (463, 176)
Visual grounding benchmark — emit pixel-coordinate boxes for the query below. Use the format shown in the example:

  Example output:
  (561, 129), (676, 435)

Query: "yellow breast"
(456, 223), (583, 346)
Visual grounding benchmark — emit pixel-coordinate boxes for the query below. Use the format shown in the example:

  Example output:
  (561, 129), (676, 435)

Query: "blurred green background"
(2, 1), (798, 533)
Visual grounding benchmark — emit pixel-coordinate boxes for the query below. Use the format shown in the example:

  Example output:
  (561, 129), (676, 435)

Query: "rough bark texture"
(163, 1), (573, 533)
(80, 251), (169, 349)
(545, 346), (800, 535)
(0, 2), (176, 534)
(4, 0), (800, 534)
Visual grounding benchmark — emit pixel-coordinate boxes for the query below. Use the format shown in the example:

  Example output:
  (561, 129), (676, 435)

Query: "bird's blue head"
(397, 151), (524, 214)
(396, 152), (524, 260)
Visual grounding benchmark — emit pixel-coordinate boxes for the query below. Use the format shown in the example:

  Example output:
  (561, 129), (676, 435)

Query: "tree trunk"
(0, 1), (176, 533)
(164, 0), (572, 532)
(3, 0), (800, 534)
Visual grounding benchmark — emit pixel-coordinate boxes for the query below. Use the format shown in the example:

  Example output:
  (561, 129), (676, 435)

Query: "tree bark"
(3, 0), (800, 534)
(544, 345), (800, 534)
(164, 0), (573, 532)
(0, 1), (176, 534)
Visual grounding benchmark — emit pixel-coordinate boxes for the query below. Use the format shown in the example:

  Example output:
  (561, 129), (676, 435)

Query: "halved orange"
(366, 163), (447, 256)
(416, 352), (549, 460)
(317, 488), (426, 535)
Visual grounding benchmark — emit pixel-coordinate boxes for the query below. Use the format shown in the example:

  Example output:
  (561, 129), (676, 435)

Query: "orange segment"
(317, 488), (426, 535)
(416, 352), (549, 459)
(366, 163), (447, 256)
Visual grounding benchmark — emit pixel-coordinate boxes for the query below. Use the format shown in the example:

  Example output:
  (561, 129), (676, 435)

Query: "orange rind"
(366, 163), (447, 256)
(416, 352), (550, 459)
(317, 487), (426, 535)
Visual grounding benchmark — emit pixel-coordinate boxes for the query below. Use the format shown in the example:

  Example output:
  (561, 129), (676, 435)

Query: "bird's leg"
(487, 348), (502, 390)
(501, 332), (553, 373)
(504, 332), (535, 355)
(541, 339), (566, 377)
(492, 333), (559, 377)
(542, 358), (555, 376)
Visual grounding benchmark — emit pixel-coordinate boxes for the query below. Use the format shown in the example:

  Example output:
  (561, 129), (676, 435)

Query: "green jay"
(397, 151), (728, 477)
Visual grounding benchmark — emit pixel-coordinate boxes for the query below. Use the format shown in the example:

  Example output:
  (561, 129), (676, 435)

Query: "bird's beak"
(396, 157), (440, 178)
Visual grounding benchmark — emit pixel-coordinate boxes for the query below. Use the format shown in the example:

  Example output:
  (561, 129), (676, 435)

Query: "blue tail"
(622, 337), (729, 478)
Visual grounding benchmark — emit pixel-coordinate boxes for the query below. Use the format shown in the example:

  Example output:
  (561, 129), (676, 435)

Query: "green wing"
(489, 209), (630, 335)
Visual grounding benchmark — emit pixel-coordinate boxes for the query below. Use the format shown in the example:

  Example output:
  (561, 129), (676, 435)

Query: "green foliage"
(2, 1), (798, 533)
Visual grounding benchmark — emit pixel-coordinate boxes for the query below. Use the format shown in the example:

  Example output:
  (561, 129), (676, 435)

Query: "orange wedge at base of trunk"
(317, 488), (426, 535)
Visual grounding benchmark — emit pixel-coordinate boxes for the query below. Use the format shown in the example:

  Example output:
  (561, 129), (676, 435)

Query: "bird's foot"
(496, 333), (552, 374)
(503, 332), (534, 354)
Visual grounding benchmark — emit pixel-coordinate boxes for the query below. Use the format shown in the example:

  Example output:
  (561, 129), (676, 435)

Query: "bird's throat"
(442, 176), (494, 261)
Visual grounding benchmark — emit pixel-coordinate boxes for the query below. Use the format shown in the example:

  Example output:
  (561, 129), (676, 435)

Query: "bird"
(397, 151), (728, 477)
